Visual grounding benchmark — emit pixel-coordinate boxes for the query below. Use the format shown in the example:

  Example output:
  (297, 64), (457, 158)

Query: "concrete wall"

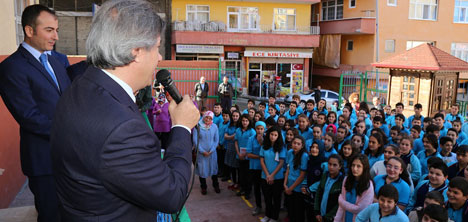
(0, 55), (25, 209)
(55, 16), (92, 55)
(0, 0), (21, 55)
(340, 34), (374, 65)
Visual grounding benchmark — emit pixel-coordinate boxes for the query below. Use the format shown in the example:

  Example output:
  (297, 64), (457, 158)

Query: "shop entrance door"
(248, 63), (261, 97)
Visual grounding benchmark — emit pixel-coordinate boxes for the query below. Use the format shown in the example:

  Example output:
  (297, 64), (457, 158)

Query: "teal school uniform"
(246, 135), (262, 170)
(286, 150), (309, 192)
(355, 203), (409, 222)
(259, 146), (287, 180)
(373, 175), (411, 207)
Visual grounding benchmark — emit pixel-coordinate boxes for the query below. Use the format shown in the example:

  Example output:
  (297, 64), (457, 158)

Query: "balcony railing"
(173, 21), (320, 35)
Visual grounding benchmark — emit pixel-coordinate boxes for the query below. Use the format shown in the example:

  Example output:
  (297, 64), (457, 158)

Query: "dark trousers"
(217, 147), (226, 177)
(226, 166), (238, 184)
(155, 132), (170, 149)
(250, 169), (262, 208)
(287, 191), (306, 222)
(199, 175), (219, 189)
(221, 96), (231, 112)
(261, 179), (283, 220)
(239, 159), (251, 195)
(304, 192), (317, 222)
(29, 175), (59, 222)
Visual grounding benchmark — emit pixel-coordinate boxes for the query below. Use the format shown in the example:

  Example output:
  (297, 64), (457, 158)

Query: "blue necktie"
(39, 53), (59, 88)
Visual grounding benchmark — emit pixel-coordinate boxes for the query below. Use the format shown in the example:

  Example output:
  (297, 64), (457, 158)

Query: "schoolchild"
(440, 136), (457, 166)
(395, 114), (411, 135)
(254, 111), (265, 123)
(408, 161), (448, 211)
(341, 120), (353, 141)
(219, 110), (231, 181)
(291, 94), (304, 114)
(375, 110), (391, 136)
(338, 140), (359, 172)
(284, 135), (309, 222)
(451, 119), (467, 148)
(357, 108), (372, 130)
(224, 110), (240, 190)
(267, 106), (279, 122)
(365, 133), (385, 168)
(406, 103), (424, 129)
(415, 124), (439, 155)
(367, 116), (384, 137)
(315, 99), (328, 116)
(247, 121), (266, 216)
(277, 116), (286, 133)
(373, 157), (412, 210)
(408, 191), (445, 222)
(248, 108), (257, 121)
(323, 133), (339, 159)
(411, 125), (422, 143)
(297, 114), (313, 141)
(259, 102), (268, 119)
(279, 102), (287, 116)
(335, 127), (348, 151)
(243, 99), (256, 114)
(355, 184), (409, 222)
(448, 145), (468, 180)
(314, 154), (345, 222)
(351, 134), (365, 153)
(213, 103), (223, 127)
(446, 104), (464, 124)
(326, 124), (337, 135)
(399, 135), (422, 184)
(445, 177), (468, 222)
(235, 114), (256, 198)
(327, 111), (338, 128)
(389, 126), (402, 145)
(434, 113), (451, 138)
(303, 141), (327, 222)
(370, 144), (400, 178)
(285, 128), (300, 151)
(353, 120), (369, 150)
(304, 99), (316, 119)
(335, 154), (374, 222)
(387, 102), (404, 127)
(285, 101), (300, 122)
(259, 127), (286, 222)
(308, 125), (325, 152)
(266, 95), (280, 114)
(417, 133), (443, 176)
(265, 117), (277, 130)
(317, 113), (328, 134)
(411, 117), (423, 134)
(421, 204), (449, 222)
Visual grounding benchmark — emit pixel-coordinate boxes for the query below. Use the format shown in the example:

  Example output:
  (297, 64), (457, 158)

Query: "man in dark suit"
(50, 1), (199, 221)
(0, 5), (70, 222)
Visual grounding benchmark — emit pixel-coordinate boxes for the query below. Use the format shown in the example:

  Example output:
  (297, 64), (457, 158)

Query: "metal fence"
(155, 63), (238, 110)
(338, 71), (389, 106)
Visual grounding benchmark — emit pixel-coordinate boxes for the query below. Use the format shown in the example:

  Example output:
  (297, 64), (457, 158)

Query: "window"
(406, 40), (434, 50)
(14, 0), (28, 46)
(409, 0), (438, 20)
(451, 43), (468, 62)
(388, 0), (397, 6)
(274, 8), (296, 31)
(322, 0), (344, 21)
(401, 75), (419, 107)
(350, 0), (356, 8)
(186, 5), (209, 23)
(328, 92), (339, 99)
(228, 7), (259, 31)
(347, 40), (354, 51)
(454, 0), (468, 23)
(385, 40), (395, 52)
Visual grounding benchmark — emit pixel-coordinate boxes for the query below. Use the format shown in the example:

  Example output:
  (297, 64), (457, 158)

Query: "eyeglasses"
(386, 164), (400, 170)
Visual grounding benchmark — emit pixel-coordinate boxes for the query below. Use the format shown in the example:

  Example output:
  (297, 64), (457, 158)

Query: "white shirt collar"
(101, 69), (136, 103)
(21, 42), (42, 61)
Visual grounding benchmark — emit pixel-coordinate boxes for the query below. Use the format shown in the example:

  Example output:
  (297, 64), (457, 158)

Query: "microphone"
(156, 69), (183, 104)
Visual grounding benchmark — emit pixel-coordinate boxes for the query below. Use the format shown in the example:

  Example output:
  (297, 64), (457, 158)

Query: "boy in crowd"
(388, 102), (405, 127)
(258, 102), (268, 119)
(409, 161), (449, 211)
(356, 184), (409, 222)
(411, 125), (422, 141)
(284, 101), (300, 122)
(448, 145), (468, 180)
(422, 204), (449, 222)
(213, 103), (223, 127)
(408, 191), (446, 222)
(291, 94), (304, 114)
(434, 113), (450, 138)
(389, 126), (402, 145)
(452, 119), (468, 148)
(395, 114), (411, 135)
(440, 136), (458, 166)
(446, 104), (464, 124)
(266, 95), (280, 113)
(278, 102), (287, 116)
(303, 99), (315, 118)
(406, 103), (424, 129)
(446, 177), (468, 222)
(242, 99), (255, 114)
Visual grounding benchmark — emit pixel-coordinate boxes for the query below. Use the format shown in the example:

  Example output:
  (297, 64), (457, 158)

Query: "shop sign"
(227, 52), (239, 59)
(176, 44), (224, 54)
(244, 51), (312, 58)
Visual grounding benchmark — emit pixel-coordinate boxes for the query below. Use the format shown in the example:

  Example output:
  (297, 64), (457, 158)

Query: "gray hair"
(86, 0), (165, 69)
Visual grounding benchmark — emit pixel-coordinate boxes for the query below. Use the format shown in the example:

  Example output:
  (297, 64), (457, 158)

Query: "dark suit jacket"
(51, 66), (193, 221)
(0, 45), (71, 176)
(50, 50), (70, 69)
(194, 82), (209, 98)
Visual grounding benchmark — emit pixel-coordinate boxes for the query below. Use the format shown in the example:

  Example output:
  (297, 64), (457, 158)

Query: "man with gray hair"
(50, 0), (199, 221)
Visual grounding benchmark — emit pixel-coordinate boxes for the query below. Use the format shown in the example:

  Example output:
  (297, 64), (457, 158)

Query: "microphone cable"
(173, 124), (200, 222)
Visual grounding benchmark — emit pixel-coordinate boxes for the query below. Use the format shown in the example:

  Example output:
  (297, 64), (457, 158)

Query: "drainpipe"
(375, 0), (379, 63)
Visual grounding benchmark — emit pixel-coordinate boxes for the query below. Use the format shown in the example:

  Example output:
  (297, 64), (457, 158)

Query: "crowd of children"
(191, 95), (468, 222)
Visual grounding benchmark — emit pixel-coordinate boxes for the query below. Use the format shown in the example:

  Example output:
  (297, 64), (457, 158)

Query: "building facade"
(312, 0), (468, 93)
(171, 0), (320, 97)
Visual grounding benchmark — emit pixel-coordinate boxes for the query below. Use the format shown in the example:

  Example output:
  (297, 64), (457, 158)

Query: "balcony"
(320, 17), (376, 35)
(172, 21), (320, 48)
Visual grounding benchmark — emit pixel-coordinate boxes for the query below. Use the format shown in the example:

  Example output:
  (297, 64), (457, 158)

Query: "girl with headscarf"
(193, 111), (220, 195)
(152, 93), (171, 148)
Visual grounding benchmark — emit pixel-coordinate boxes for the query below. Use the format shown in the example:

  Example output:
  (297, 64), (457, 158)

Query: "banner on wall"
(292, 70), (303, 93)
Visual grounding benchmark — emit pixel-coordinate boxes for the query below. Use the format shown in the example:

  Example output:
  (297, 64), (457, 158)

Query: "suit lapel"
(18, 46), (61, 93)
(48, 55), (71, 93)
(83, 66), (139, 113)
